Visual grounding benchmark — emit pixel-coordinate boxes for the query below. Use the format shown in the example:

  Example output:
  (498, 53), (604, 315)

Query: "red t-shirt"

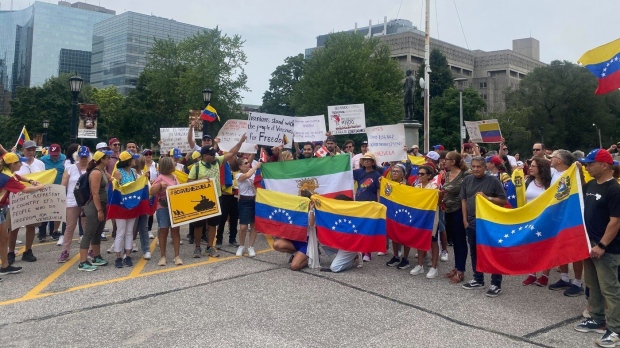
(0, 169), (26, 207)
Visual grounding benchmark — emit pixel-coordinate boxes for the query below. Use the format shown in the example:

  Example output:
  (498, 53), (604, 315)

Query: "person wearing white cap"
(410, 145), (423, 157)
(96, 142), (110, 151)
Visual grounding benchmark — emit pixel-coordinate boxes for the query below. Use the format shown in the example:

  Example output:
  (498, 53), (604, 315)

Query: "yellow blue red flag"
(200, 104), (220, 123)
(107, 175), (153, 219)
(255, 188), (309, 242)
(511, 168), (526, 208)
(578, 38), (620, 94)
(22, 169), (57, 185)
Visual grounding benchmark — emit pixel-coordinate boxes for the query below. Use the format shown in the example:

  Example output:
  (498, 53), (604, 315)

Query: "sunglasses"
(502, 148), (508, 151)
(112, 143), (120, 146)
(532, 148), (541, 151)
(418, 172), (428, 176)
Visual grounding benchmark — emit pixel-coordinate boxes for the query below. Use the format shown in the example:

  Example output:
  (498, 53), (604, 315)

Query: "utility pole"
(423, 0), (431, 153)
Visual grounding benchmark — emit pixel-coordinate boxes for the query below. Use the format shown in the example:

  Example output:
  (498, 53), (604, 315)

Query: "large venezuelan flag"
(107, 175), (153, 219)
(478, 121), (502, 143)
(380, 179), (438, 251)
(313, 195), (387, 253)
(475, 164), (589, 275)
(255, 188), (309, 242)
(579, 38), (620, 95)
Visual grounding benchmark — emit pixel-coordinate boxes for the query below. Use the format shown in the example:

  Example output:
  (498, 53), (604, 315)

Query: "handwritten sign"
(9, 184), (66, 226)
(160, 128), (192, 154)
(216, 119), (256, 153)
(327, 104), (366, 135)
(246, 112), (294, 148)
(166, 179), (221, 227)
(293, 115), (326, 142)
(464, 119), (503, 143)
(366, 124), (407, 163)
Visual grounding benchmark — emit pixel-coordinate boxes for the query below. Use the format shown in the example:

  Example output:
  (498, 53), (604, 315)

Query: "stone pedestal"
(401, 120), (422, 148)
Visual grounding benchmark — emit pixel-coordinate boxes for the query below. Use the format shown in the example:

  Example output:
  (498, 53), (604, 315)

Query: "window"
(479, 82), (487, 89)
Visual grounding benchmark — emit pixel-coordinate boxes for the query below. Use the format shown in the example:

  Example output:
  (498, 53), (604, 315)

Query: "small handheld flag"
(314, 146), (329, 158)
(16, 126), (30, 147)
(200, 105), (220, 123)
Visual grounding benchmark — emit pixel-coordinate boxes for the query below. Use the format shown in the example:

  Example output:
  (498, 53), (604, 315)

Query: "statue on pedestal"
(404, 70), (415, 121)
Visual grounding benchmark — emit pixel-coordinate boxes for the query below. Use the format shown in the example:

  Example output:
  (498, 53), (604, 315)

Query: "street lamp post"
(593, 123), (603, 149)
(69, 75), (83, 144)
(202, 88), (212, 138)
(42, 119), (49, 146)
(454, 78), (468, 150)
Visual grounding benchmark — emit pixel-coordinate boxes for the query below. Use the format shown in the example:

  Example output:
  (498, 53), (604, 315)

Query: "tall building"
(308, 18), (546, 113)
(90, 12), (207, 95)
(0, 1), (114, 114)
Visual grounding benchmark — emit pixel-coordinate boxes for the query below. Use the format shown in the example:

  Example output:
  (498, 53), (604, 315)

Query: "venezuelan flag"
(313, 195), (387, 253)
(17, 126), (30, 146)
(173, 169), (188, 184)
(255, 188), (310, 242)
(22, 169), (57, 185)
(475, 164), (589, 275)
(478, 121), (502, 143)
(200, 105), (220, 123)
(380, 179), (438, 251)
(578, 38), (620, 95)
(511, 168), (526, 208)
(107, 175), (153, 219)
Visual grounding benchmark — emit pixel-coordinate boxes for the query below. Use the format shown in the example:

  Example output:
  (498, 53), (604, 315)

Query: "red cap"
(463, 143), (473, 149)
(486, 155), (503, 166)
(108, 137), (120, 145)
(49, 144), (61, 155)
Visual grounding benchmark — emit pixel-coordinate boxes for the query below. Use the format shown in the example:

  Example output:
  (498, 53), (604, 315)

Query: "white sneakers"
(132, 242), (138, 252)
(143, 251), (151, 260)
(410, 265), (424, 275)
(148, 232), (154, 239)
(248, 247), (256, 258)
(236, 246), (256, 257)
(427, 267), (438, 279)
(56, 235), (64, 246)
(235, 246), (244, 257)
(410, 265), (438, 278)
(440, 250), (449, 262)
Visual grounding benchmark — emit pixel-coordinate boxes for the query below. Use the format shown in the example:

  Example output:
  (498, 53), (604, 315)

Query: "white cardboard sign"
(327, 104), (366, 135)
(160, 128), (193, 154)
(216, 119), (256, 154)
(246, 112), (294, 148)
(10, 184), (66, 226)
(366, 124), (407, 163)
(293, 115), (326, 142)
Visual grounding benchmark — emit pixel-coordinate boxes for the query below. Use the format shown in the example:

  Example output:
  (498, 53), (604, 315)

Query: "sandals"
(445, 268), (458, 278)
(450, 271), (464, 284)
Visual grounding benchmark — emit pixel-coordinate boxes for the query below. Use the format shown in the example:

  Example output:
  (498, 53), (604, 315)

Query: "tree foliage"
(429, 87), (485, 150)
(414, 49), (454, 119)
(260, 54), (305, 116)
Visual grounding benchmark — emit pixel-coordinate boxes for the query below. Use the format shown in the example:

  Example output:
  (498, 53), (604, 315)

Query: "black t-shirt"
(583, 179), (620, 254)
(460, 174), (506, 228)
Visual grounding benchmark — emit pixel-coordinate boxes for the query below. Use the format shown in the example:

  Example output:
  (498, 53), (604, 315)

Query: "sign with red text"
(366, 124), (407, 163)
(247, 112), (294, 148)
(216, 119), (256, 153)
(327, 104), (366, 135)
(293, 115), (326, 142)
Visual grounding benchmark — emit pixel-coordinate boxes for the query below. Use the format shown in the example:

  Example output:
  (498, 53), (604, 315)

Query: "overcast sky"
(9, 0), (620, 105)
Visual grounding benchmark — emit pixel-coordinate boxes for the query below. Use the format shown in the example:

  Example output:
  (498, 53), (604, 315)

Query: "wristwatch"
(597, 242), (607, 250)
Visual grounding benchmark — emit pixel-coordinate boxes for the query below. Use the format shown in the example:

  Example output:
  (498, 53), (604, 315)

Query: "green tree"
(260, 53), (305, 116)
(414, 49), (454, 119)
(429, 87), (485, 150)
(90, 86), (125, 142)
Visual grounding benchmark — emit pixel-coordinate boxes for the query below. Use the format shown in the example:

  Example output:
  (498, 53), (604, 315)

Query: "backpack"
(73, 171), (91, 206)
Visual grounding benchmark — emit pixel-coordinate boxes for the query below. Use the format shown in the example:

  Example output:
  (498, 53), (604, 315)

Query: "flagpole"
(423, 0), (431, 153)
(14, 125), (25, 149)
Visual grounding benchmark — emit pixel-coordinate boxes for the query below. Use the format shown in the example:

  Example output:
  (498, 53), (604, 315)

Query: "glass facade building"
(0, 2), (113, 114)
(91, 12), (207, 95)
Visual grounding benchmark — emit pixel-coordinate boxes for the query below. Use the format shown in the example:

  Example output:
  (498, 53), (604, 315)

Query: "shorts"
(156, 208), (171, 229)
(291, 240), (308, 255)
(238, 199), (255, 225)
(192, 215), (221, 229)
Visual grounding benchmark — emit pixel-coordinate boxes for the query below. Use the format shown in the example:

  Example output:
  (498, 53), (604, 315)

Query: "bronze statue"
(404, 70), (415, 121)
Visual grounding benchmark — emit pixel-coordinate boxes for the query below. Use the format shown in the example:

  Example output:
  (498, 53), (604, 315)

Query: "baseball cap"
(361, 141), (368, 145)
(200, 146), (217, 156)
(96, 142), (108, 150)
(93, 150), (113, 162)
(3, 152), (28, 164)
(169, 148), (182, 159)
(202, 134), (212, 140)
(191, 151), (201, 160)
(433, 145), (445, 151)
(425, 151), (440, 161)
(108, 137), (120, 146)
(579, 149), (620, 165)
(77, 146), (90, 158)
(49, 144), (61, 155)
(325, 136), (336, 143)
(119, 151), (139, 161)
(142, 149), (153, 156)
(23, 140), (37, 149)
(486, 155), (503, 166)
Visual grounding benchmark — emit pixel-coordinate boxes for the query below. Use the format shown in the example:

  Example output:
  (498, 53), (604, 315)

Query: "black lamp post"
(42, 119), (49, 146)
(69, 75), (83, 144)
(202, 88), (212, 137)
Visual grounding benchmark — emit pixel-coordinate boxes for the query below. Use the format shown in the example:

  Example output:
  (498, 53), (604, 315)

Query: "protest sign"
(246, 112), (294, 148)
(366, 124), (407, 163)
(216, 119), (256, 153)
(78, 104), (98, 139)
(10, 184), (66, 226)
(166, 179), (221, 227)
(293, 115), (326, 142)
(327, 104), (366, 135)
(188, 110), (203, 138)
(464, 119), (503, 143)
(160, 128), (192, 154)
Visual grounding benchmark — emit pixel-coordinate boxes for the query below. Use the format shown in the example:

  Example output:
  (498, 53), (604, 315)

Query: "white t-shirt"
(551, 168), (566, 184)
(15, 158), (45, 175)
(146, 162), (158, 182)
(66, 164), (87, 207)
(64, 159), (73, 170)
(507, 155), (517, 167)
(175, 163), (185, 172)
(352, 153), (363, 170)
(235, 172), (256, 197)
(525, 180), (546, 204)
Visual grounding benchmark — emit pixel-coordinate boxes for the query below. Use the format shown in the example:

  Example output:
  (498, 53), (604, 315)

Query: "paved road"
(0, 224), (597, 347)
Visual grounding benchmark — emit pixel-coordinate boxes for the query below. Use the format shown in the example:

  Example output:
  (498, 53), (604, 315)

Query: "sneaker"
(535, 275), (549, 287)
(397, 259), (411, 270)
(16, 239), (22, 245)
(79, 236), (83, 243)
(440, 250), (449, 262)
(87, 250), (94, 260)
(89, 255), (107, 266)
(386, 256), (400, 267)
(229, 241), (239, 247)
(426, 267), (438, 279)
(362, 253), (371, 262)
(132, 242), (138, 252)
(236, 246), (244, 257)
(51, 231), (60, 241)
(38, 236), (47, 243)
(158, 257), (166, 266)
(193, 247), (202, 258)
(206, 246), (221, 258)
(247, 246), (256, 258)
(215, 240), (223, 247)
(0, 265), (23, 275)
(179, 239), (183, 245)
(522, 274), (537, 286)
(462, 279), (485, 290)
(174, 256), (183, 266)
(564, 284), (584, 297)
(377, 252), (386, 256)
(143, 251), (151, 260)
(7, 252), (15, 266)
(58, 250), (70, 263)
(486, 285), (502, 297)
(100, 233), (108, 241)
(575, 318), (607, 334)
(148, 232), (154, 239)
(549, 279), (571, 291)
(107, 244), (114, 254)
(596, 329), (620, 348)
(56, 235), (64, 246)
(124, 256), (133, 267)
(115, 258), (123, 268)
(21, 249), (37, 262)
(410, 265), (424, 275)
(78, 261), (97, 272)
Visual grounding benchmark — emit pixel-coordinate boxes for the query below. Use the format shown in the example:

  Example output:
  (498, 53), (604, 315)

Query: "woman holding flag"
(385, 163), (413, 270)
(111, 151), (140, 268)
(235, 159), (261, 257)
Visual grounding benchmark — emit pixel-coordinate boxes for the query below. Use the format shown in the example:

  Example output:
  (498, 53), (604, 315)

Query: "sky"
(8, 0), (620, 105)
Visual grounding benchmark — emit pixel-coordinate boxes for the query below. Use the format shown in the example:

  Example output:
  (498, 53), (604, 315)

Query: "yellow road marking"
(265, 234), (274, 249)
(21, 253), (80, 299)
(128, 238), (158, 277)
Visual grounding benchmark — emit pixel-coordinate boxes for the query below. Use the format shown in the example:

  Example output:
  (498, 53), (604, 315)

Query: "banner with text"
(10, 184), (66, 226)
(464, 119), (503, 143)
(247, 112), (294, 148)
(327, 104), (366, 135)
(160, 128), (193, 154)
(293, 115), (326, 142)
(216, 119), (257, 153)
(78, 104), (99, 139)
(366, 124), (407, 163)
(166, 179), (221, 227)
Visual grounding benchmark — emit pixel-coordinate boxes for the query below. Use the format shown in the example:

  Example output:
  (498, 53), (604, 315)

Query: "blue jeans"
(330, 250), (358, 273)
(446, 209), (467, 272)
(135, 215), (150, 253)
(466, 225), (502, 286)
(584, 251), (620, 332)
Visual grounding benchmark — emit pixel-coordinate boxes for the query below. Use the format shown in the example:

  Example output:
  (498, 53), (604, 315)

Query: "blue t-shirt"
(353, 168), (381, 202)
(40, 154), (67, 184)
